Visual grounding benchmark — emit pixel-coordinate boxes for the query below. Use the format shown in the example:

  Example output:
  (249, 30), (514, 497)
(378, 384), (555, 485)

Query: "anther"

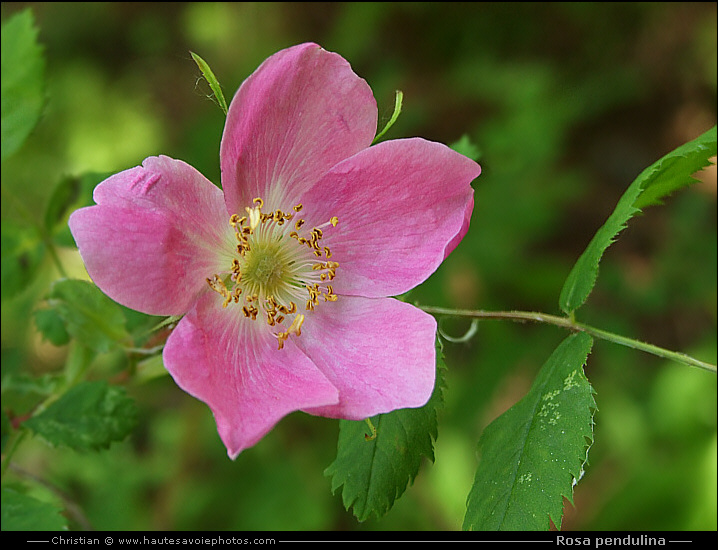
(276, 314), (305, 350)
(246, 205), (261, 230)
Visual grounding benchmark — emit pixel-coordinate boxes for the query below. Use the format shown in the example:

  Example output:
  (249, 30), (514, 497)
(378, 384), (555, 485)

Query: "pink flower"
(69, 43), (480, 458)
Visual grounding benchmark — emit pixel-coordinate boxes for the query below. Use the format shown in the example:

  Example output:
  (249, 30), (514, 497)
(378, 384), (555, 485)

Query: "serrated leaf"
(1, 8), (45, 162)
(24, 380), (138, 451)
(325, 340), (446, 521)
(0, 373), (61, 407)
(33, 307), (71, 347)
(1, 487), (68, 531)
(559, 126), (717, 315)
(634, 126), (717, 208)
(0, 220), (45, 301)
(463, 332), (595, 531)
(46, 279), (130, 353)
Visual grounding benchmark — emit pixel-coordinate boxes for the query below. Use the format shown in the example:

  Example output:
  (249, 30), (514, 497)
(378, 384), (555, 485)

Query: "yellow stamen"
(216, 196), (342, 349)
(246, 205), (261, 230)
(276, 314), (305, 350)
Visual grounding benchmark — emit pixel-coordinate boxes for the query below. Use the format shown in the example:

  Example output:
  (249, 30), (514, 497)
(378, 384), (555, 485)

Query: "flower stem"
(418, 305), (717, 374)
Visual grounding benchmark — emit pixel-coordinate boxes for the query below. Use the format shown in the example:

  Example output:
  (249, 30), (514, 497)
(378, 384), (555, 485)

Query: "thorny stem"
(419, 305), (717, 374)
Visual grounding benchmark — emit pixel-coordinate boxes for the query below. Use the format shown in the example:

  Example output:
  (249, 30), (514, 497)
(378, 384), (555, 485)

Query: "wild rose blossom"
(69, 43), (480, 458)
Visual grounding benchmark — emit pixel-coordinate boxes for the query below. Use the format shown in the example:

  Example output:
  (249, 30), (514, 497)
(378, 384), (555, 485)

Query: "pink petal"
(444, 193), (474, 259)
(299, 138), (480, 298)
(163, 291), (340, 459)
(296, 295), (437, 420)
(220, 43), (377, 214)
(69, 156), (235, 316)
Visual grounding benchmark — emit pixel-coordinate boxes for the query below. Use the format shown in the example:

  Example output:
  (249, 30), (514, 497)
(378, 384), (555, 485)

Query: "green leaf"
(1, 8), (45, 162)
(1, 487), (68, 531)
(134, 353), (170, 384)
(190, 51), (228, 115)
(559, 126), (717, 315)
(33, 308), (71, 347)
(325, 340), (446, 521)
(450, 134), (483, 162)
(463, 332), (595, 531)
(45, 279), (130, 353)
(634, 126), (717, 208)
(24, 380), (138, 451)
(0, 372), (61, 416)
(0, 220), (45, 301)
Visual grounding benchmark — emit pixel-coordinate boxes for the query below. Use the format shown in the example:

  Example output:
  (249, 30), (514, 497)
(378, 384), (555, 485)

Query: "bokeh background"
(1, 2), (716, 531)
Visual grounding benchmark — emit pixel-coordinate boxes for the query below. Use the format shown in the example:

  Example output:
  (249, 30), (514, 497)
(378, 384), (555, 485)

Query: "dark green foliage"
(23, 381), (138, 451)
(463, 333), (596, 530)
(1, 487), (68, 531)
(326, 341), (446, 521)
(40, 279), (130, 353)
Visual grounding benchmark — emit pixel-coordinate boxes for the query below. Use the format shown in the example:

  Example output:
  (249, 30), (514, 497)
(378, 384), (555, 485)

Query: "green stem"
(1, 184), (68, 278)
(45, 243), (68, 278)
(1, 429), (28, 479)
(364, 418), (377, 441)
(419, 306), (716, 374)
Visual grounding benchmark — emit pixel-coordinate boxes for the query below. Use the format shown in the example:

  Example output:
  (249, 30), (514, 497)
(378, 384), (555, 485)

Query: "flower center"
(206, 198), (339, 350)
(242, 240), (286, 296)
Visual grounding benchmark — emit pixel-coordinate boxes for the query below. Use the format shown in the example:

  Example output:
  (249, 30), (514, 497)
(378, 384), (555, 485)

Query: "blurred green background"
(1, 2), (716, 531)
